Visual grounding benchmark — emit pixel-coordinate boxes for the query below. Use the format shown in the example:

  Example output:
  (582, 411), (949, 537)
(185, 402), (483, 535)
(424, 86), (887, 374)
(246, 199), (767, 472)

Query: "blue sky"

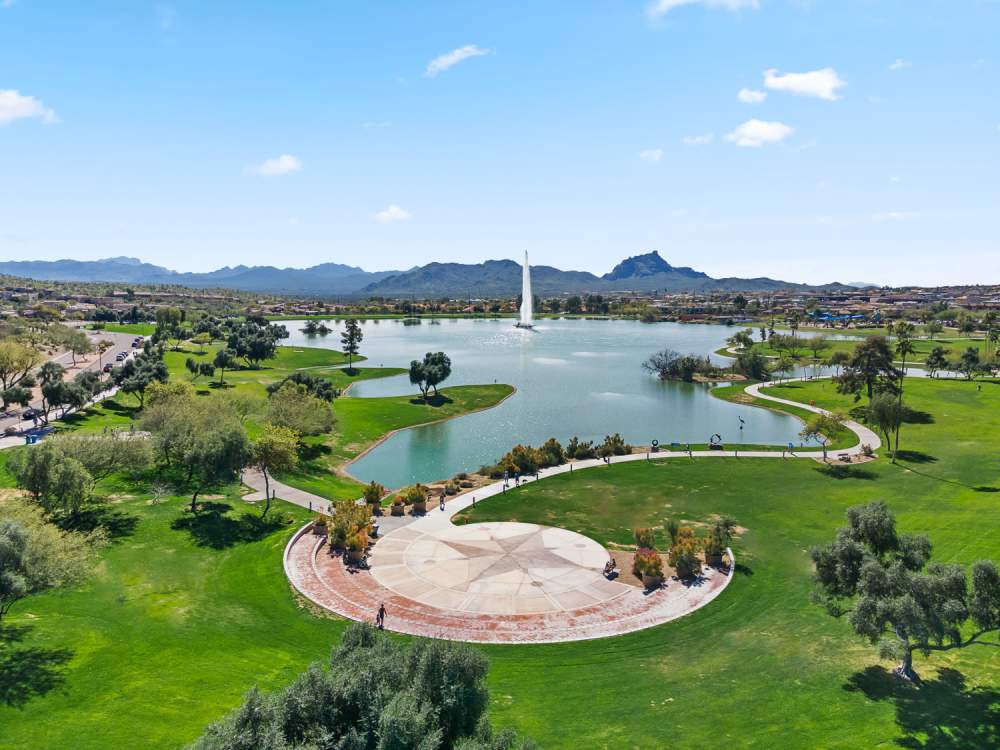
(1, 1), (997, 286)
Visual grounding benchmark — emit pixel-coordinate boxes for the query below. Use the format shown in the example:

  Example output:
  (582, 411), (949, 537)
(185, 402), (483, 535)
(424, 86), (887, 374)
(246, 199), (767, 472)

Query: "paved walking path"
(280, 377), (877, 643)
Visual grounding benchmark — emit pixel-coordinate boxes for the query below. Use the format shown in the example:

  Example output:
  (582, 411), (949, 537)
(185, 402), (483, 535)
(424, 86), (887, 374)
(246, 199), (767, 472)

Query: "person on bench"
(604, 558), (617, 576)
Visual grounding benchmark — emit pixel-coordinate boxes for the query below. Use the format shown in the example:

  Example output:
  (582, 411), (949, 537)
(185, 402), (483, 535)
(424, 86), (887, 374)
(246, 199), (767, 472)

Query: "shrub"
(405, 484), (428, 504)
(539, 437), (565, 467)
(665, 518), (680, 544)
(459, 480), (474, 489)
(634, 527), (657, 550)
(633, 548), (663, 578)
(668, 527), (702, 579)
(566, 436), (596, 460)
(346, 532), (367, 553)
(455, 471), (468, 480)
(599, 432), (632, 457)
(363, 481), (385, 505)
(444, 480), (458, 496)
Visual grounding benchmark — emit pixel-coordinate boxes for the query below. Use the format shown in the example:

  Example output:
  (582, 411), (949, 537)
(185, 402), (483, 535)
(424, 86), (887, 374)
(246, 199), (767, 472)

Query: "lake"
(282, 318), (815, 488)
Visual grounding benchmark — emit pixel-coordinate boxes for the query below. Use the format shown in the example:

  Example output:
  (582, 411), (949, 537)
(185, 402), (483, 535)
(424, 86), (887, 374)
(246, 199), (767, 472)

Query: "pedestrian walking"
(376, 602), (386, 629)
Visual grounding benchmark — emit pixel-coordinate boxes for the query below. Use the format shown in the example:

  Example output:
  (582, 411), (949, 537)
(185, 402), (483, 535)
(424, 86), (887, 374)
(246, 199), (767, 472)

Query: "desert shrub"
(634, 527), (657, 550)
(566, 436), (597, 460)
(599, 433), (632, 457)
(633, 548), (663, 578)
(538, 437), (565, 466)
(668, 527), (702, 579)
(405, 484), (429, 504)
(363, 480), (386, 505)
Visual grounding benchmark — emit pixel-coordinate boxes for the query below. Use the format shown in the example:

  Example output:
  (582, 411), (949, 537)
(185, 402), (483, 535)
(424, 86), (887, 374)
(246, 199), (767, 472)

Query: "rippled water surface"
(282, 318), (812, 487)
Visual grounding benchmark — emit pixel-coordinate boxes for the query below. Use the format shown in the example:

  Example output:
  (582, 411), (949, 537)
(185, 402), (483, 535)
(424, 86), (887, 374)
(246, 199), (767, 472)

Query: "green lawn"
(87, 322), (157, 335)
(3, 374), (999, 748)
(725, 334), (989, 365)
(458, 376), (1000, 748)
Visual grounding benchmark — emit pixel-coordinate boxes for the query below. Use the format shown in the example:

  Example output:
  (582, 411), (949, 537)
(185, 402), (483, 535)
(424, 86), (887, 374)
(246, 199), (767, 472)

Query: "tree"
(409, 359), (428, 400)
(727, 330), (754, 351)
(733, 350), (769, 381)
(770, 355), (795, 383)
(265, 372), (338, 402)
(180, 418), (250, 513)
(341, 318), (363, 373)
(867, 392), (904, 460)
(250, 424), (299, 517)
(213, 348), (238, 384)
(807, 334), (830, 361)
(893, 331), (917, 460)
(799, 412), (845, 460)
(956, 347), (981, 380)
(46, 432), (152, 482)
(191, 623), (528, 750)
(226, 319), (288, 368)
(112, 347), (169, 408)
(835, 336), (900, 401)
(924, 346), (949, 378)
(265, 381), (334, 436)
(1, 385), (32, 410)
(825, 349), (851, 376)
(811, 502), (1000, 681)
(8, 442), (95, 514)
(421, 351), (452, 396)
(65, 328), (94, 366)
(0, 501), (105, 622)
(0, 339), (43, 391)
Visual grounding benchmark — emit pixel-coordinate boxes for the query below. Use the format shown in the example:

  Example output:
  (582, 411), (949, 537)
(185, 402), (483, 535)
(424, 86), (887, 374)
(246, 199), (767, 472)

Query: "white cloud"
(0, 89), (57, 125)
(425, 45), (490, 77)
(872, 211), (918, 222)
(889, 59), (911, 71)
(639, 148), (664, 162)
(251, 154), (302, 177)
(682, 133), (714, 146)
(647, 0), (759, 18)
(764, 67), (846, 101)
(374, 204), (412, 223)
(737, 88), (767, 104)
(725, 119), (793, 147)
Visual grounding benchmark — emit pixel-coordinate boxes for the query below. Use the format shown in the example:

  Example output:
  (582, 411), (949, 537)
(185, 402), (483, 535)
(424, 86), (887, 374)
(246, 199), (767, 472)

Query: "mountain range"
(0, 252), (862, 298)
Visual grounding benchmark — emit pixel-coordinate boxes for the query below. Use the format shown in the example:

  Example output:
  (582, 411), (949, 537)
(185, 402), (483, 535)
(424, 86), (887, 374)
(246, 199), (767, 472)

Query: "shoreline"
(337, 384), (519, 485)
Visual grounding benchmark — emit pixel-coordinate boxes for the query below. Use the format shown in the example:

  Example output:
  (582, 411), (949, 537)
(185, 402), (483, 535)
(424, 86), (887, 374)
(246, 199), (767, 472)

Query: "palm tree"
(893, 331), (917, 461)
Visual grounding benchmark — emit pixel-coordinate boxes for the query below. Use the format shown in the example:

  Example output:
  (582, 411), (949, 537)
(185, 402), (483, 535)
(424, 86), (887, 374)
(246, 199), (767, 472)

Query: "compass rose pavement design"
(369, 522), (630, 615)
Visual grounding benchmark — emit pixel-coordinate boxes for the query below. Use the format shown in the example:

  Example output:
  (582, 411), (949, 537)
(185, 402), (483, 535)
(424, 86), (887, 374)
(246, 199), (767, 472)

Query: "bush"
(566, 436), (596, 460)
(539, 437), (564, 466)
(634, 527), (657, 550)
(445, 480), (458, 496)
(633, 548), (663, 578)
(405, 484), (429, 504)
(668, 527), (702, 579)
(665, 518), (680, 544)
(599, 433), (632, 457)
(363, 480), (386, 505)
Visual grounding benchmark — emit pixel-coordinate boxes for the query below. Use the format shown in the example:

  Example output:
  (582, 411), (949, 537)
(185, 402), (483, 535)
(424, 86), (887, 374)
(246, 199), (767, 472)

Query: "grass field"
(3, 369), (999, 747)
(724, 334), (990, 365)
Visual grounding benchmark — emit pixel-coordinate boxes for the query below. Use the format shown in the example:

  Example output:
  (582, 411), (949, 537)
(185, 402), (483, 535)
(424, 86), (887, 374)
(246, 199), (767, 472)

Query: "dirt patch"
(0, 488), (29, 504)
(605, 549), (675, 589)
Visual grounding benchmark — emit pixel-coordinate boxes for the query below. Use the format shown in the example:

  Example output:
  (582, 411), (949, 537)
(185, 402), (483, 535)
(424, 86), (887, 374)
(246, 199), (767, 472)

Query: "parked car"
(103, 363), (114, 373)
(115, 353), (125, 362)
(22, 408), (38, 420)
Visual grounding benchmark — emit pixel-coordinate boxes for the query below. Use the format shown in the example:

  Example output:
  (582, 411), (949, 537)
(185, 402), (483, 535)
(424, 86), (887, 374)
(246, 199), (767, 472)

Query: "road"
(0, 328), (141, 438)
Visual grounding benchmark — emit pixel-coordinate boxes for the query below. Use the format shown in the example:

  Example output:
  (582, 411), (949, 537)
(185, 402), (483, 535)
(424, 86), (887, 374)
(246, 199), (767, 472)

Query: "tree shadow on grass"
(844, 666), (1000, 749)
(902, 408), (935, 425)
(408, 394), (454, 407)
(56, 504), (140, 541)
(0, 624), (74, 709)
(894, 450), (938, 464)
(815, 465), (878, 481)
(170, 502), (286, 549)
(734, 562), (754, 577)
(299, 443), (332, 462)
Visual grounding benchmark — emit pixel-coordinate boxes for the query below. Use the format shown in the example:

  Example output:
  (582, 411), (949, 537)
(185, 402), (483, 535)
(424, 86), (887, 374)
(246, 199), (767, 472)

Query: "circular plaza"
(285, 512), (734, 644)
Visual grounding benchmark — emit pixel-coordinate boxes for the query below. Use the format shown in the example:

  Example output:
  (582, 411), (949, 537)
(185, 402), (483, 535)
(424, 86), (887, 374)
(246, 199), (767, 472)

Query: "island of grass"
(3, 348), (999, 748)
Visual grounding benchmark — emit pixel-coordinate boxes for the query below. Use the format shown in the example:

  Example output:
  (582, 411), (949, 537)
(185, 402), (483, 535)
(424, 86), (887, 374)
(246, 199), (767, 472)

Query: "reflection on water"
(283, 318), (816, 488)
